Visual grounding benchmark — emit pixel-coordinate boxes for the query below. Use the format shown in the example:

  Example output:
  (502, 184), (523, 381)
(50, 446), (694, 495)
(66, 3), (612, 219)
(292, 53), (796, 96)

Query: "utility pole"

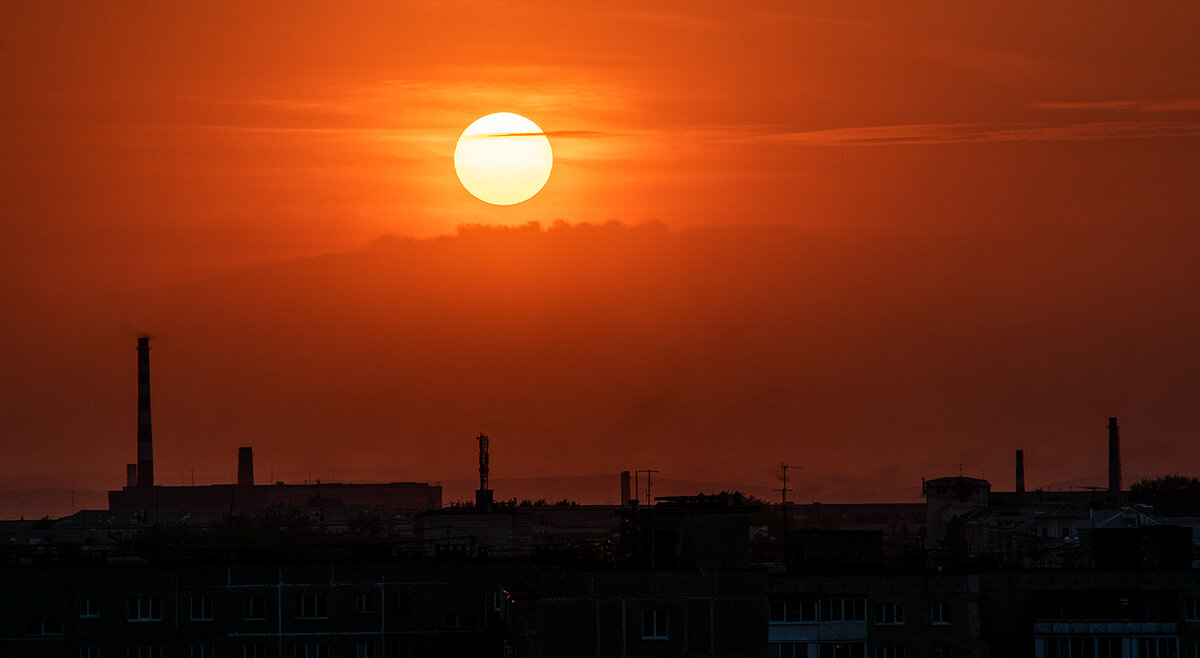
(637, 469), (659, 506)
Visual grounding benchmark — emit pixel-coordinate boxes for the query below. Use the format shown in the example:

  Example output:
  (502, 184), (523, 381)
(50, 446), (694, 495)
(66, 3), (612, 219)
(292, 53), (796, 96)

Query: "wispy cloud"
(1033, 98), (1200, 112)
(735, 121), (1200, 147)
(463, 130), (620, 140)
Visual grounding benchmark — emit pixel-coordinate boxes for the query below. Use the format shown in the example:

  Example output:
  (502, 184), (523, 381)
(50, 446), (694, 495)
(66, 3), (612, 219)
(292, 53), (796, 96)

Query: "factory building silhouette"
(2, 339), (1198, 657)
(108, 338), (442, 521)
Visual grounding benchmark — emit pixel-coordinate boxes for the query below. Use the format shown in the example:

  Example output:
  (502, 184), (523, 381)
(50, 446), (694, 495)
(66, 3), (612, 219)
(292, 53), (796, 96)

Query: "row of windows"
(769, 598), (867, 623)
(1042, 636), (1179, 658)
(772, 642), (868, 658)
(773, 643), (953, 658)
(769, 599), (949, 626)
(74, 643), (376, 658)
(74, 592), (413, 623)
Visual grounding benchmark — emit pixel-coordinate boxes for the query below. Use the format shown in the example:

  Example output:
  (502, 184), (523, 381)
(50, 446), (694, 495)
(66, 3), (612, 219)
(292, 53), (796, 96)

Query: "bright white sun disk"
(454, 113), (553, 205)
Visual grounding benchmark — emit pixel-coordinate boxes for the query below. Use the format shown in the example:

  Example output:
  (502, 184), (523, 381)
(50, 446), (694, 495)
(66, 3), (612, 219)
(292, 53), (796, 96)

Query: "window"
(774, 642), (808, 658)
(931, 602), (948, 625)
(128, 647), (163, 658)
(770, 597), (818, 623)
(1137, 637), (1178, 658)
(127, 597), (162, 622)
(81, 649), (101, 658)
(1186, 599), (1200, 621)
(819, 643), (866, 658)
(80, 596), (99, 618)
(29, 620), (64, 635)
(876, 602), (905, 625)
(244, 593), (266, 620)
(932, 646), (948, 658)
(1044, 637), (1123, 658)
(190, 646), (214, 658)
(296, 643), (328, 658)
(240, 644), (267, 658)
(873, 647), (905, 658)
(356, 642), (377, 658)
(296, 593), (328, 619)
(441, 613), (476, 628)
(820, 598), (866, 622)
(355, 592), (376, 613)
(642, 609), (668, 640)
(189, 595), (213, 621)
(391, 591), (410, 613)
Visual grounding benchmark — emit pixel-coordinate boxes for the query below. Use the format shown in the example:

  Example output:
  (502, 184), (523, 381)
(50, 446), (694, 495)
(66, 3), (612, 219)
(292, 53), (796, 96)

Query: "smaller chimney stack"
(1108, 417), (1121, 493)
(238, 447), (254, 487)
(126, 464), (138, 488)
(1015, 449), (1025, 494)
(620, 471), (631, 507)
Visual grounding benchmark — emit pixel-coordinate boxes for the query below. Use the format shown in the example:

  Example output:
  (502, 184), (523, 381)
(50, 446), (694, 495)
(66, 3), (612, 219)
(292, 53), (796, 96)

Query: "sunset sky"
(3, 2), (1200, 511)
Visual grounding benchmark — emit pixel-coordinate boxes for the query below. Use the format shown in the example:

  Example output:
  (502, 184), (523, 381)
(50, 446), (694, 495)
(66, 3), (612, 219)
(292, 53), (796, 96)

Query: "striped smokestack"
(136, 337), (154, 488)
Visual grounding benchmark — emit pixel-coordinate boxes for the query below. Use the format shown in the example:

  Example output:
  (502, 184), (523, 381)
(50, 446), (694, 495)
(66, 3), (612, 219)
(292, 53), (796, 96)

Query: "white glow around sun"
(454, 112), (553, 205)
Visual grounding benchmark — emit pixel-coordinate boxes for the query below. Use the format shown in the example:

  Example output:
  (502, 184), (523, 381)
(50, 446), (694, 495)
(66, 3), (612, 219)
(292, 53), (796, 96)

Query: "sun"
(454, 113), (553, 206)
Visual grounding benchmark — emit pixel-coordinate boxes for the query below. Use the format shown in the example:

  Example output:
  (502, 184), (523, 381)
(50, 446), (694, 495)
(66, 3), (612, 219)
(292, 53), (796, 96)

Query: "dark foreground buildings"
(4, 342), (1197, 656)
(5, 484), (1200, 658)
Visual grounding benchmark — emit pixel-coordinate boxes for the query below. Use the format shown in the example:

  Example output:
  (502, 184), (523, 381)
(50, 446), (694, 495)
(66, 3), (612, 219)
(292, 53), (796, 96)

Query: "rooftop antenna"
(777, 463), (794, 507)
(637, 469), (659, 505)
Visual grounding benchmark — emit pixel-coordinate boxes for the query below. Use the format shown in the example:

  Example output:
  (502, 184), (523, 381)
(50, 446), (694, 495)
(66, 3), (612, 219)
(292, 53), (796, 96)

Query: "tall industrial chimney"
(475, 434), (493, 510)
(1108, 417), (1121, 493)
(136, 337), (154, 488)
(238, 447), (254, 487)
(1015, 449), (1025, 494)
(126, 464), (138, 488)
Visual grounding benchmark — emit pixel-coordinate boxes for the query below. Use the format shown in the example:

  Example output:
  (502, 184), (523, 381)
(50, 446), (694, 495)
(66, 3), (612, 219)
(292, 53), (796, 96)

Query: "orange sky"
(3, 2), (1200, 508)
